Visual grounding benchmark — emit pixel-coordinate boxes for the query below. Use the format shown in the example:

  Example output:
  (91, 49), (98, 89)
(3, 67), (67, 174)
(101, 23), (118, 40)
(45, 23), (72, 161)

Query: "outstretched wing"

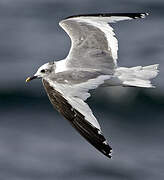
(59, 13), (148, 70)
(42, 75), (112, 158)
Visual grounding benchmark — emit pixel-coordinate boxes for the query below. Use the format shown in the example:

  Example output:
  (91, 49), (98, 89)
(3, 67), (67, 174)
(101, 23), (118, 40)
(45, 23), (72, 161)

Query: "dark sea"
(0, 0), (164, 179)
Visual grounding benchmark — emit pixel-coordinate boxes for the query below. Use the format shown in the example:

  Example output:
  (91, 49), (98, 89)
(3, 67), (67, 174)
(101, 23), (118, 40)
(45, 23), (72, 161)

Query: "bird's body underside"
(26, 13), (159, 158)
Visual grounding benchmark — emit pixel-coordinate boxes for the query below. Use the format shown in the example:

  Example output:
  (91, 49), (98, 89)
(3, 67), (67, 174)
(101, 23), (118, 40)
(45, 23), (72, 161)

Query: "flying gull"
(26, 13), (159, 158)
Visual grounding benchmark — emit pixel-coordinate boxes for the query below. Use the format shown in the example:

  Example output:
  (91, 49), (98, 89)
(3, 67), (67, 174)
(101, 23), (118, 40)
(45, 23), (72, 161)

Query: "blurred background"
(0, 0), (164, 179)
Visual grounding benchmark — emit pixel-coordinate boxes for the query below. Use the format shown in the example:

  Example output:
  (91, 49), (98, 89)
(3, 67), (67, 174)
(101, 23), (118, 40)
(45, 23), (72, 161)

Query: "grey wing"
(42, 79), (112, 158)
(59, 13), (148, 70)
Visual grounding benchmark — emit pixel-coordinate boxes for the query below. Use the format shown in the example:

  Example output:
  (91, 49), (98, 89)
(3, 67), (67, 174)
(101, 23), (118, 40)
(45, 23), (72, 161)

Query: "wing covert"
(59, 13), (148, 70)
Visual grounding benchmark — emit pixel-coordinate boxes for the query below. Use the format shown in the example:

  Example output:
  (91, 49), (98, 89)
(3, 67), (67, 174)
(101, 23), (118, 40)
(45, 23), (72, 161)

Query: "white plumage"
(26, 13), (159, 158)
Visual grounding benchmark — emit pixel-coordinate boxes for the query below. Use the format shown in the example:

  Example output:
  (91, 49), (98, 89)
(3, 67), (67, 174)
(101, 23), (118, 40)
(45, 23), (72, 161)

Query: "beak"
(26, 76), (37, 83)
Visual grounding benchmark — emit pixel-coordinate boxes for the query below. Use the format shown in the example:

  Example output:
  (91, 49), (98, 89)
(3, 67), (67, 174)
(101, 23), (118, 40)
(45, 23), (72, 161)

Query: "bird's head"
(26, 62), (56, 82)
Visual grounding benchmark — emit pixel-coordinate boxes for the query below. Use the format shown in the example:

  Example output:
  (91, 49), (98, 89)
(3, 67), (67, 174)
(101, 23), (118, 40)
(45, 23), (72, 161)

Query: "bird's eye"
(41, 69), (46, 73)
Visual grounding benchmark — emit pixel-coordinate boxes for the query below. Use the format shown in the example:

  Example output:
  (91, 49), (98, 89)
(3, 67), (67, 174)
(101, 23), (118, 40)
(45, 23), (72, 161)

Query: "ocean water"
(0, 0), (164, 179)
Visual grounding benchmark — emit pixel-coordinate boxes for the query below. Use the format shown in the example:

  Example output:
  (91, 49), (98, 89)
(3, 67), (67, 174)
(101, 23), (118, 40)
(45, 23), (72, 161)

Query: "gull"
(26, 13), (159, 158)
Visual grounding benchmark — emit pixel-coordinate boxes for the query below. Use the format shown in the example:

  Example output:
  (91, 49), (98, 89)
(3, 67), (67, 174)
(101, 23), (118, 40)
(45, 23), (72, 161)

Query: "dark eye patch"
(41, 69), (46, 73)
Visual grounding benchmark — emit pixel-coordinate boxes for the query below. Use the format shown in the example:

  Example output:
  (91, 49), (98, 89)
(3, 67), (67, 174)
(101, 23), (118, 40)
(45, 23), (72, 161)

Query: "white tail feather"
(117, 64), (159, 88)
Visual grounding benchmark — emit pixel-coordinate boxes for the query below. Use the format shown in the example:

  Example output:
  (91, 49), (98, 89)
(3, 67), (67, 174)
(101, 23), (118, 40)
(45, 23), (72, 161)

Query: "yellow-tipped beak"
(26, 76), (37, 83)
(26, 77), (31, 83)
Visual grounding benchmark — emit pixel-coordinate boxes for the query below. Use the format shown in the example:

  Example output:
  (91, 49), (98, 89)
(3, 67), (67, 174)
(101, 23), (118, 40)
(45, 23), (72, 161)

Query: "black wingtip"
(103, 150), (112, 159)
(101, 140), (112, 158)
(64, 13), (149, 20)
(133, 13), (149, 19)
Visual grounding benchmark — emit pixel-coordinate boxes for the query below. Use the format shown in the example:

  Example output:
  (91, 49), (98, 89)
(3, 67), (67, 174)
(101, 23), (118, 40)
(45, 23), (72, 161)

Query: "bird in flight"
(26, 13), (159, 158)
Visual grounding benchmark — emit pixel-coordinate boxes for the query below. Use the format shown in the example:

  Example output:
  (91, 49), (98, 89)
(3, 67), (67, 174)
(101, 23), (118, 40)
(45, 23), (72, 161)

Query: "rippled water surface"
(0, 0), (164, 179)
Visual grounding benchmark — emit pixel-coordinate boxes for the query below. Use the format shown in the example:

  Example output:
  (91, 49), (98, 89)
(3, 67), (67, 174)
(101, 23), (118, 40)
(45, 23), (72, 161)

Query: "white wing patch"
(69, 75), (111, 100)
(47, 75), (111, 129)
(55, 59), (67, 73)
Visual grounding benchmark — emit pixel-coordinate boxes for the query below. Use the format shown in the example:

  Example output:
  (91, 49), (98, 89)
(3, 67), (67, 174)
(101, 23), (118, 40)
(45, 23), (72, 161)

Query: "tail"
(117, 64), (159, 88)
